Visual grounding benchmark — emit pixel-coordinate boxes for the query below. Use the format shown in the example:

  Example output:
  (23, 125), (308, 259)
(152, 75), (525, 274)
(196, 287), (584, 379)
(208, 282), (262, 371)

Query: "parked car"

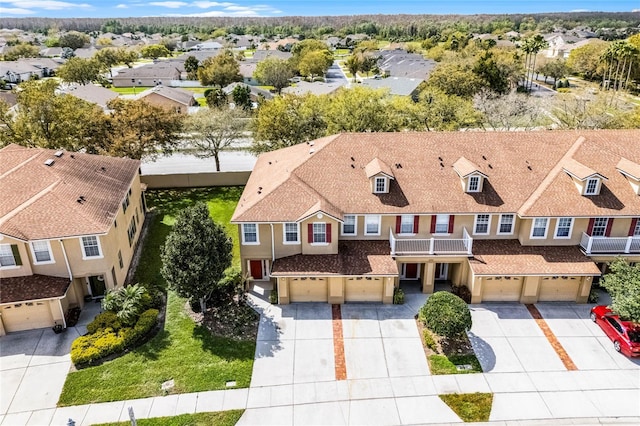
(590, 305), (640, 357)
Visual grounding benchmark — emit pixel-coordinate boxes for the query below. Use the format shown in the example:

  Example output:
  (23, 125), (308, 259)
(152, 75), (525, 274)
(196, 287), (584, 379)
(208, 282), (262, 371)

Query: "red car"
(590, 305), (640, 357)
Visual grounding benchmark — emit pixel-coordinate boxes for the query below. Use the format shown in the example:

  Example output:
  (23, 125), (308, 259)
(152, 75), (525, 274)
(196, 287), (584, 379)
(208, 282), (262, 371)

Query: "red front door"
(405, 263), (418, 279)
(250, 260), (263, 280)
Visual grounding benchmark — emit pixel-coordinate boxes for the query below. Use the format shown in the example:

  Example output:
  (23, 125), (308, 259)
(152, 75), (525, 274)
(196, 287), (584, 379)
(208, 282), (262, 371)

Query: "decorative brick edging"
(526, 304), (578, 371)
(332, 304), (347, 380)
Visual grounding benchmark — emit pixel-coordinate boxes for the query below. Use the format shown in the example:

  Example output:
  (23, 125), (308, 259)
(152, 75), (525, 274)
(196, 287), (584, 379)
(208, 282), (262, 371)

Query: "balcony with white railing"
(580, 232), (640, 255)
(389, 228), (473, 256)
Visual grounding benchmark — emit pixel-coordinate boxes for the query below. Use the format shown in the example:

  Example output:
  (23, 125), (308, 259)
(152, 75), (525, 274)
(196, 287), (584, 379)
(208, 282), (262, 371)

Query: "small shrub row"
(423, 328), (438, 352)
(71, 309), (158, 365)
(393, 287), (405, 305)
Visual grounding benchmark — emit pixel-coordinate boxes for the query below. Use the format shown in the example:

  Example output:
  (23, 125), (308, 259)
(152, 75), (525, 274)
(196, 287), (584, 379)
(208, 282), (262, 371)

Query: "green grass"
(439, 393), (493, 422)
(94, 410), (243, 426)
(58, 187), (250, 406)
(110, 87), (153, 95)
(428, 354), (482, 375)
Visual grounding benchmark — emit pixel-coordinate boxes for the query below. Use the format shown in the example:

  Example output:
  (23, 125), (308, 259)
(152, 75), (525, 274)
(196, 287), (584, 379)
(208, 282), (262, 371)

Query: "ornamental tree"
(161, 203), (233, 312)
(419, 291), (472, 337)
(601, 257), (640, 322)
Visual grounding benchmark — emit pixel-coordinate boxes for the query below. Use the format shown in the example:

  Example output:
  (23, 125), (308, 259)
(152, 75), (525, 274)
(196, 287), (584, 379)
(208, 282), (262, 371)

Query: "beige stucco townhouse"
(0, 144), (145, 335)
(232, 130), (640, 305)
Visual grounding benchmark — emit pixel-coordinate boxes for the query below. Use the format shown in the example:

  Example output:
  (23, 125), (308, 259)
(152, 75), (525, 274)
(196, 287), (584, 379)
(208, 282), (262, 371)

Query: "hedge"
(419, 291), (472, 338)
(71, 309), (159, 365)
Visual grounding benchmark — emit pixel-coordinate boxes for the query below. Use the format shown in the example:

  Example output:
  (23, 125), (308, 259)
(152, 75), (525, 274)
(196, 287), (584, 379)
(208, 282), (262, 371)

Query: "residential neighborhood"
(1, 7), (640, 426)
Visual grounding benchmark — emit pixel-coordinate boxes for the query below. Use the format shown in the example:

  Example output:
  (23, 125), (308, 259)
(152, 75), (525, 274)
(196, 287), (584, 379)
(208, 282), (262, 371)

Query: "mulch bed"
(415, 315), (474, 357)
(187, 300), (259, 341)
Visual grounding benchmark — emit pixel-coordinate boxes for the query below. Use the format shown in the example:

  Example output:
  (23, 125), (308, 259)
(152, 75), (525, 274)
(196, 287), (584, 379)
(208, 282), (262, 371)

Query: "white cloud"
(192, 1), (234, 8)
(570, 9), (590, 12)
(13, 1), (90, 10)
(0, 7), (36, 15)
(148, 1), (188, 8)
(116, 4), (129, 8)
(632, 9), (640, 12)
(164, 1), (279, 16)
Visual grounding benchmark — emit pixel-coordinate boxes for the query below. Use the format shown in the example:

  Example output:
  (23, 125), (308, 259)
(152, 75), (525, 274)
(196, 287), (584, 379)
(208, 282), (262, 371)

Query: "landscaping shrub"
(102, 283), (151, 326)
(420, 291), (472, 338)
(452, 285), (471, 303)
(588, 288), (599, 304)
(269, 289), (278, 304)
(393, 287), (405, 304)
(87, 311), (121, 334)
(423, 328), (438, 352)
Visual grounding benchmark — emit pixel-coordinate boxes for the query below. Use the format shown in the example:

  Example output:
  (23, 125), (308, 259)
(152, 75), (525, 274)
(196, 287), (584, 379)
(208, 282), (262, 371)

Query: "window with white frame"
(400, 215), (415, 234)
(591, 218), (608, 237)
(81, 236), (102, 258)
(127, 217), (137, 247)
(635, 220), (640, 236)
(584, 178), (599, 195)
(312, 223), (327, 243)
(434, 214), (450, 234)
(283, 222), (300, 244)
(0, 244), (17, 267)
(554, 217), (573, 238)
(374, 176), (387, 193)
(365, 215), (381, 235)
(498, 214), (514, 234)
(30, 240), (53, 263)
(468, 176), (480, 192)
(242, 223), (259, 244)
(531, 218), (549, 238)
(342, 215), (356, 235)
(474, 214), (490, 235)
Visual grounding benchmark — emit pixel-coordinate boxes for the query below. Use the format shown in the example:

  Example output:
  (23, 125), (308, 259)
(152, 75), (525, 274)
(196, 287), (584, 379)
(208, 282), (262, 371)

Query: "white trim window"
(283, 222), (300, 244)
(312, 223), (327, 244)
(365, 215), (381, 236)
(374, 176), (388, 193)
(591, 218), (608, 237)
(473, 214), (491, 235)
(498, 214), (514, 235)
(81, 236), (103, 259)
(434, 214), (450, 234)
(634, 220), (640, 236)
(467, 175), (480, 192)
(584, 178), (599, 195)
(530, 218), (549, 239)
(554, 217), (574, 239)
(400, 215), (415, 234)
(241, 223), (259, 245)
(341, 215), (357, 236)
(30, 240), (54, 264)
(0, 244), (17, 267)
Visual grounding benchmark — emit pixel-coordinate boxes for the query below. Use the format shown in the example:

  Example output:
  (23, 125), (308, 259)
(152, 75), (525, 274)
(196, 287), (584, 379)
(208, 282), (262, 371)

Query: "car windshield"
(628, 329), (640, 344)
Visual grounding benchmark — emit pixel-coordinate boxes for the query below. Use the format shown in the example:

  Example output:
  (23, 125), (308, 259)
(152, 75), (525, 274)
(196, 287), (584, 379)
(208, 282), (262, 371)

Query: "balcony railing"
(389, 228), (473, 256)
(580, 232), (640, 255)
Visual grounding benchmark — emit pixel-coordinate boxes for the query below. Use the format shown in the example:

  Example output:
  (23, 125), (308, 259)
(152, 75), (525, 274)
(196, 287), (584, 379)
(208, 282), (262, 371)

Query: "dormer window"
(562, 158), (606, 196)
(374, 176), (387, 193)
(453, 157), (487, 194)
(468, 176), (480, 192)
(585, 178), (599, 195)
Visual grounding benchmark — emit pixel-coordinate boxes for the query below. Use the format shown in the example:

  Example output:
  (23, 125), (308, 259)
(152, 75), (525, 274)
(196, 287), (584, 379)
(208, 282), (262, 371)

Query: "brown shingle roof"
(271, 240), (398, 276)
(0, 144), (140, 240)
(140, 86), (196, 107)
(469, 240), (601, 276)
(562, 158), (603, 180)
(617, 157), (640, 181)
(233, 130), (640, 223)
(0, 274), (70, 304)
(453, 156), (486, 178)
(365, 157), (394, 179)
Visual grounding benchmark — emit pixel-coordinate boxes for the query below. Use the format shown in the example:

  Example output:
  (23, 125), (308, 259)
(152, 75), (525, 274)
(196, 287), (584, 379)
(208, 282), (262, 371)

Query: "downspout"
(58, 298), (67, 329)
(269, 224), (275, 262)
(59, 239), (73, 281)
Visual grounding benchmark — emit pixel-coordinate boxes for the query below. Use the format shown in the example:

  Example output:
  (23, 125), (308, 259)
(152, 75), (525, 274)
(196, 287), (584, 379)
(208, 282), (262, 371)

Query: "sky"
(0, 0), (638, 19)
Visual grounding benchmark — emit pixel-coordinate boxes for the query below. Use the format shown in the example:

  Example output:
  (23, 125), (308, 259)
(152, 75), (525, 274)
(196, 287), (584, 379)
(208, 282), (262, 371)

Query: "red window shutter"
(413, 215), (419, 234)
(395, 216), (401, 233)
(605, 218), (613, 237)
(629, 218), (638, 237)
(308, 223), (313, 243)
(586, 218), (595, 236)
(448, 215), (455, 234)
(430, 215), (436, 233)
(326, 223), (332, 243)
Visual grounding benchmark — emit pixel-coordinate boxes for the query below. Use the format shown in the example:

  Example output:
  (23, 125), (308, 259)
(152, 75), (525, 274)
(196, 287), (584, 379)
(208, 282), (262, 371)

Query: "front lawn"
(58, 187), (250, 405)
(428, 354), (482, 375)
(110, 87), (153, 95)
(94, 410), (243, 426)
(439, 393), (493, 422)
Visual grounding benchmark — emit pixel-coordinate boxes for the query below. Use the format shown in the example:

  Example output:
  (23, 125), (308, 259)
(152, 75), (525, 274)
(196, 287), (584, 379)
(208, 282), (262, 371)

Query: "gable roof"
(58, 83), (119, 109)
(453, 157), (487, 179)
(365, 157), (395, 179)
(361, 77), (424, 96)
(139, 85), (196, 106)
(562, 158), (606, 181)
(617, 157), (640, 181)
(233, 130), (640, 223)
(0, 144), (140, 240)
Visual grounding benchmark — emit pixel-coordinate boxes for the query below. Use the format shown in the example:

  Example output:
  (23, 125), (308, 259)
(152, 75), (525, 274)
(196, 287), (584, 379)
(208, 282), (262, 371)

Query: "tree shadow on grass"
(146, 187), (243, 220)
(192, 324), (255, 361)
(133, 329), (172, 361)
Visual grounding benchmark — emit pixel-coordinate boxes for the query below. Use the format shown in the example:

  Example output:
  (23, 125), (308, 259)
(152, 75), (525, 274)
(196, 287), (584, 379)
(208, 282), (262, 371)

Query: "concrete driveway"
(0, 302), (101, 422)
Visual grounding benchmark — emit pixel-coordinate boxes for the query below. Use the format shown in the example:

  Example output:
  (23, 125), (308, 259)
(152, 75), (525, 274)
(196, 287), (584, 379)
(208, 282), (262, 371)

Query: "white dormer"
(365, 157), (394, 194)
(617, 157), (640, 195)
(453, 157), (488, 193)
(562, 158), (607, 196)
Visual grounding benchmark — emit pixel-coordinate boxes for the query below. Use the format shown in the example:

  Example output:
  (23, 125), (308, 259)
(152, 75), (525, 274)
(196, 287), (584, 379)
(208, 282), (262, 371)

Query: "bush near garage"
(71, 308), (158, 365)
(419, 291), (472, 338)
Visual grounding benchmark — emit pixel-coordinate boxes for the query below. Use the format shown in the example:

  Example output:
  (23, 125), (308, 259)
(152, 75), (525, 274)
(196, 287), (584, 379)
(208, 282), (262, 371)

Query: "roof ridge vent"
(54, 150), (63, 157)
(44, 159), (55, 166)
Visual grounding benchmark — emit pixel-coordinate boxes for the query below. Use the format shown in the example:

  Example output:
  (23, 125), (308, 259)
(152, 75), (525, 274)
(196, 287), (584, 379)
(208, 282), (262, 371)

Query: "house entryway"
(435, 263), (449, 281)
(88, 275), (106, 298)
(401, 263), (420, 280)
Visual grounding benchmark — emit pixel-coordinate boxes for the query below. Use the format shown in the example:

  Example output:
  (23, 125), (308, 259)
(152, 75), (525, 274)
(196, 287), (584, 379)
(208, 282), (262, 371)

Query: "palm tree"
(600, 43), (616, 90)
(520, 35), (548, 92)
(623, 44), (639, 90)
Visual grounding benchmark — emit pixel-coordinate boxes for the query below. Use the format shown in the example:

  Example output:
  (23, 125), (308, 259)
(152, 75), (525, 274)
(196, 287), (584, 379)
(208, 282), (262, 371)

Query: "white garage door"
(482, 277), (523, 302)
(0, 301), (54, 333)
(345, 277), (384, 302)
(289, 277), (328, 302)
(539, 277), (580, 302)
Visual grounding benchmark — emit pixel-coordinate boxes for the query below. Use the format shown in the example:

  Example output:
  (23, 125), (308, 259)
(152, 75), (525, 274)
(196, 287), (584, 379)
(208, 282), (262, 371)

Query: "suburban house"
(137, 85), (198, 113)
(58, 83), (119, 111)
(377, 49), (436, 79)
(232, 130), (640, 305)
(361, 76), (424, 98)
(542, 35), (601, 58)
(112, 61), (184, 87)
(0, 144), (145, 335)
